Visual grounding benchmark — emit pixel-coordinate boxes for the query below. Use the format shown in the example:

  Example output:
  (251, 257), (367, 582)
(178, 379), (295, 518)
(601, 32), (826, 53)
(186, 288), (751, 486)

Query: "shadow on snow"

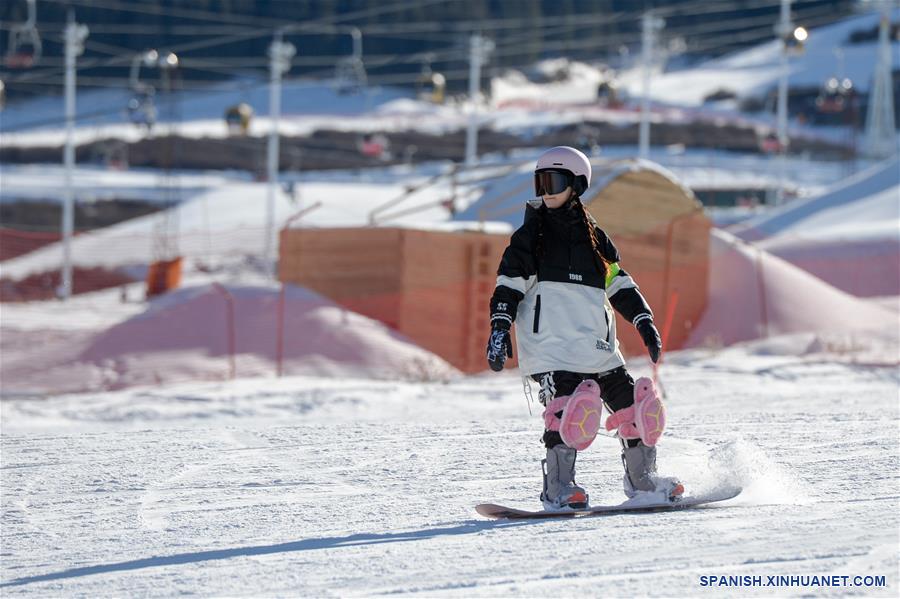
(2, 519), (530, 588)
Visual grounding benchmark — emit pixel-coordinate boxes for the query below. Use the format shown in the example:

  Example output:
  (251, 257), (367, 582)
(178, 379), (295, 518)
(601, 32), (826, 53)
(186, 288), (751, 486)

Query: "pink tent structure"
(1, 284), (458, 395)
(685, 229), (897, 348)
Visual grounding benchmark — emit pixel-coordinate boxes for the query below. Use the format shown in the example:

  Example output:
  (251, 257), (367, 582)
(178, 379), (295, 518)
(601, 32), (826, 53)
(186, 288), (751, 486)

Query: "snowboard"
(475, 487), (742, 520)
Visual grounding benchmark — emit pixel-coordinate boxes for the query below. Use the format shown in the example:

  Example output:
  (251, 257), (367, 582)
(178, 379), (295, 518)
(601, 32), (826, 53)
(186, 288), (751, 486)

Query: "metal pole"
(639, 13), (651, 159)
(639, 12), (663, 159)
(775, 0), (792, 205)
(863, 2), (896, 158)
(60, 14), (87, 300)
(264, 31), (294, 278)
(465, 33), (483, 167)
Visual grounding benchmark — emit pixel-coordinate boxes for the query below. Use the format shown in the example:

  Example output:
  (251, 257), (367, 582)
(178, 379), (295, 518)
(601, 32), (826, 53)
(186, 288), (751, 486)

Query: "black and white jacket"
(490, 198), (654, 375)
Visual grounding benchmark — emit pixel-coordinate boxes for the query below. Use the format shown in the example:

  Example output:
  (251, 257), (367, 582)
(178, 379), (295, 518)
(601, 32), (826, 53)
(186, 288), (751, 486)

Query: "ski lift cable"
(22, 10), (805, 77)
(6, 0), (462, 85)
(488, 0), (820, 47)
(38, 0), (628, 37)
(40, 0), (466, 36)
(677, 9), (846, 55)
(489, 0), (838, 57)
(3, 1), (840, 89)
(2, 7), (827, 96)
(1, 4), (853, 105)
(472, 4), (838, 71)
(32, 0), (805, 50)
(40, 0), (302, 29)
(0, 10), (825, 101)
(12, 0), (837, 49)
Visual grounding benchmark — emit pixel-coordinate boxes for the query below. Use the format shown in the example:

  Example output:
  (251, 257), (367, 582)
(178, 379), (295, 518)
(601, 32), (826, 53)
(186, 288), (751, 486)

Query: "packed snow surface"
(1, 336), (898, 596)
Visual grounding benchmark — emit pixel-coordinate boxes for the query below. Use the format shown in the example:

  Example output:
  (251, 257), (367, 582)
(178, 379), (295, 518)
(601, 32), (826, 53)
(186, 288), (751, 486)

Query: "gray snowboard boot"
(541, 444), (589, 510)
(622, 443), (683, 501)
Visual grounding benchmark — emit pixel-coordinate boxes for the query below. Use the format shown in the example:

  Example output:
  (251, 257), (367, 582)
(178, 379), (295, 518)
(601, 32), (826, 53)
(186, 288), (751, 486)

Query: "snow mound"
(685, 229), (897, 347)
(0, 283), (458, 395)
(731, 157), (900, 241)
(730, 157), (900, 297)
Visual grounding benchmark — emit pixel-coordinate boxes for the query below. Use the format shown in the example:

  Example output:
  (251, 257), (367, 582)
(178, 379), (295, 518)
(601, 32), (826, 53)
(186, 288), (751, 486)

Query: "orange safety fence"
(0, 226), (271, 302)
(1, 227), (67, 261)
(0, 266), (136, 302)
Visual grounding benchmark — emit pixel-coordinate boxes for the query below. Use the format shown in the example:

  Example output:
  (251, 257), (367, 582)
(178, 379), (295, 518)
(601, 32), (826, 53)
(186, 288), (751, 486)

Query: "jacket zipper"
(533, 294), (542, 334)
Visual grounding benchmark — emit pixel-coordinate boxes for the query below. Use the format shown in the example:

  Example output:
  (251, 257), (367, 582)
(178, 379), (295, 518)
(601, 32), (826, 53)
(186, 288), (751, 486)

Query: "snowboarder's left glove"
(634, 315), (661, 363)
(486, 324), (513, 372)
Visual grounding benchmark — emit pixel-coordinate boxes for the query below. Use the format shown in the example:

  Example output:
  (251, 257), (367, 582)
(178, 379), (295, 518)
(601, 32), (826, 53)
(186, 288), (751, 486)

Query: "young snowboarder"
(486, 146), (682, 510)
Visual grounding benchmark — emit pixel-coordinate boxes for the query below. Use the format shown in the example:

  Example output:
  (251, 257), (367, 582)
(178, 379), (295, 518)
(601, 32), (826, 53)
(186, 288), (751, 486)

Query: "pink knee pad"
(542, 394), (569, 432)
(604, 377), (666, 446)
(542, 380), (604, 451)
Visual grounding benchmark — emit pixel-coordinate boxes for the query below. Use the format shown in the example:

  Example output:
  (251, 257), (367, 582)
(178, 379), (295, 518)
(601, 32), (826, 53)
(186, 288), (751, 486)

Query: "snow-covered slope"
(731, 157), (900, 241)
(0, 165), (245, 204)
(1, 339), (897, 595)
(0, 80), (416, 133)
(0, 174), (462, 280)
(728, 157), (900, 297)
(618, 8), (900, 106)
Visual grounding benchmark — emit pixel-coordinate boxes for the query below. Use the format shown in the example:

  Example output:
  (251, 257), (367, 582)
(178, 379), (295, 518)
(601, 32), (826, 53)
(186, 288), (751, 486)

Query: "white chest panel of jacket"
(515, 280), (625, 375)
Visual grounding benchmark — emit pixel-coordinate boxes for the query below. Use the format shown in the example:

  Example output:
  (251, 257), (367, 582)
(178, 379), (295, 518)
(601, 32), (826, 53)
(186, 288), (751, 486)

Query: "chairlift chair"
(815, 77), (852, 114)
(4, 0), (42, 69)
(759, 132), (782, 154)
(127, 91), (156, 128)
(225, 102), (253, 134)
(127, 50), (160, 128)
(335, 27), (367, 95)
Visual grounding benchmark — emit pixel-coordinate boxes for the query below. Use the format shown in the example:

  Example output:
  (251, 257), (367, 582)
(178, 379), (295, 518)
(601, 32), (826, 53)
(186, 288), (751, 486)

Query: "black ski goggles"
(534, 169), (573, 197)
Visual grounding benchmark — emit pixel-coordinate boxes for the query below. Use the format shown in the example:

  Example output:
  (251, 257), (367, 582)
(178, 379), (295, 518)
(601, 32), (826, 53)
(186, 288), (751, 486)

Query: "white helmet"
(534, 146), (592, 196)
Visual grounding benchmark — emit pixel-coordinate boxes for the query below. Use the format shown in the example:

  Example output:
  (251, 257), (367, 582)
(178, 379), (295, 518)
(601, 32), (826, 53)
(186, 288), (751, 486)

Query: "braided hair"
(578, 199), (610, 281)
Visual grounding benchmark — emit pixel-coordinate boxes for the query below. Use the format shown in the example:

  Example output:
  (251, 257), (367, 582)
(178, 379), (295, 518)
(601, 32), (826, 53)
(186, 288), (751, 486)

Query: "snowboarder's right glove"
(634, 315), (662, 364)
(486, 323), (513, 372)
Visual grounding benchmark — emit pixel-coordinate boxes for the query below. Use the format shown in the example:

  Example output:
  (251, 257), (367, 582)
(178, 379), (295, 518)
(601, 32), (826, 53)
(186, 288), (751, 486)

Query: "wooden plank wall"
(279, 227), (510, 373)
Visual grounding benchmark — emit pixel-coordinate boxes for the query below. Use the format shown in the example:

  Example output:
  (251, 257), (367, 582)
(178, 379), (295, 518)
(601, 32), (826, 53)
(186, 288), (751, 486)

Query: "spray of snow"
(709, 437), (812, 505)
(659, 435), (811, 505)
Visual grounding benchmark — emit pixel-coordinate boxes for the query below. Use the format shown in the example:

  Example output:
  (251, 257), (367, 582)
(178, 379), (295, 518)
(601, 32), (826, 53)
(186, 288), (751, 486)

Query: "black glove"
(486, 325), (513, 372)
(635, 317), (662, 363)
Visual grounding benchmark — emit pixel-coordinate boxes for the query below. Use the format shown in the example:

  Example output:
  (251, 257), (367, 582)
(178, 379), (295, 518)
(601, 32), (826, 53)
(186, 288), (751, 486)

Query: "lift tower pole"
(264, 30), (295, 279)
(639, 11), (664, 159)
(775, 0), (794, 206)
(465, 33), (493, 167)
(863, 2), (896, 159)
(60, 13), (88, 300)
